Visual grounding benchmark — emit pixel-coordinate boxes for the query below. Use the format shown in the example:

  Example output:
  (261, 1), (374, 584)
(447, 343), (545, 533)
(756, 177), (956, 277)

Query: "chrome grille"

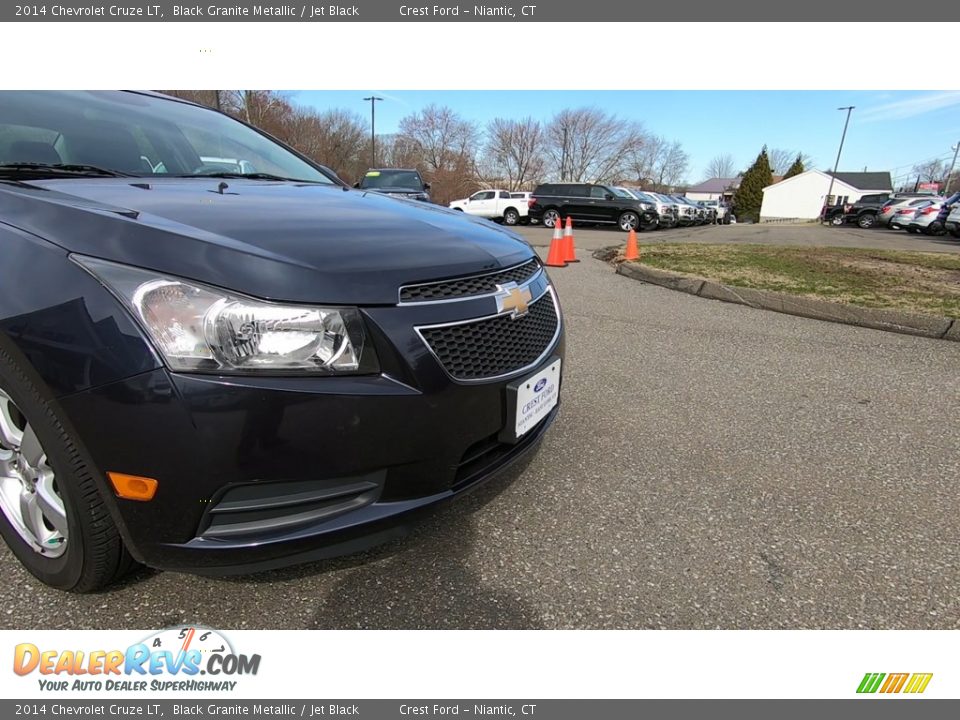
(400, 258), (541, 303)
(419, 290), (559, 381)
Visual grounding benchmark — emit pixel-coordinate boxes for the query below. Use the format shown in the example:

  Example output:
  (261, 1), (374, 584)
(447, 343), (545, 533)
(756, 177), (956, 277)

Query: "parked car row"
(823, 191), (948, 230)
(885, 192), (960, 238)
(518, 182), (729, 232)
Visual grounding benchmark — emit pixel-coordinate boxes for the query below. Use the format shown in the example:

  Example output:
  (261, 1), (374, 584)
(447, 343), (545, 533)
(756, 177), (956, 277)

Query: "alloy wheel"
(619, 212), (639, 231)
(0, 388), (68, 557)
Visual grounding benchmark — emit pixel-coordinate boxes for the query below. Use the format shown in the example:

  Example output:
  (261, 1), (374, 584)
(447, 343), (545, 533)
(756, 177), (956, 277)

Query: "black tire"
(952, 229), (960, 239)
(503, 208), (519, 226)
(857, 213), (876, 229)
(830, 214), (844, 226)
(542, 208), (561, 229)
(906, 227), (919, 234)
(453, 208), (464, 212)
(924, 222), (945, 237)
(0, 342), (134, 591)
(618, 211), (640, 232)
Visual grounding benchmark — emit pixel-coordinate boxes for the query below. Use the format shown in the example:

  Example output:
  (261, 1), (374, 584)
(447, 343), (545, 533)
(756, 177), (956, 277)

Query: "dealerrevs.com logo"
(13, 627), (261, 692)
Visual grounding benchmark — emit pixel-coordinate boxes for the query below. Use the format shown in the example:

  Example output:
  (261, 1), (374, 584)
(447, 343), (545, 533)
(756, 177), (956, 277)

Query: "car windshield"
(609, 187), (635, 199)
(359, 170), (423, 190)
(0, 91), (336, 182)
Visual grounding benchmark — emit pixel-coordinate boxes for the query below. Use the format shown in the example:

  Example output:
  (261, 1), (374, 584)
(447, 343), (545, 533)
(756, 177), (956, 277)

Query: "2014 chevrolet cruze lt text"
(0, 91), (564, 591)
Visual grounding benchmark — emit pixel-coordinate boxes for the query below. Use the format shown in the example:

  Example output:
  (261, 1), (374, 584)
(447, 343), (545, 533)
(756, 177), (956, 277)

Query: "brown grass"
(629, 244), (960, 318)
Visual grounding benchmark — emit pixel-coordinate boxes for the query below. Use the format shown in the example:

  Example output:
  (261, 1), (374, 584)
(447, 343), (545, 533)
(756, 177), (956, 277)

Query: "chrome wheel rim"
(544, 211), (559, 228)
(504, 211), (518, 225)
(620, 214), (638, 231)
(0, 389), (68, 557)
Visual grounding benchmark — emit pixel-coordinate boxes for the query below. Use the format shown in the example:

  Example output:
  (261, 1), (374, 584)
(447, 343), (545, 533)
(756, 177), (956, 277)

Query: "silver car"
(620, 188), (677, 228)
(878, 197), (938, 227)
(904, 200), (944, 234)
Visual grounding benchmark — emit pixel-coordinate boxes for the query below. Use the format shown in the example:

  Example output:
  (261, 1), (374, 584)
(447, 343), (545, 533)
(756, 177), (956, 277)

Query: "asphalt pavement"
(2, 236), (959, 629)
(515, 221), (960, 255)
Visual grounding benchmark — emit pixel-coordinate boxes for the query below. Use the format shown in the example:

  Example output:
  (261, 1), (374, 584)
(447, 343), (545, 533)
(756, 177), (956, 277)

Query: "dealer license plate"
(514, 359), (561, 438)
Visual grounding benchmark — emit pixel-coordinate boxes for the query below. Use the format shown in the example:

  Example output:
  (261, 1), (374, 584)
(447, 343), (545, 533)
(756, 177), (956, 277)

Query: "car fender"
(0, 222), (160, 398)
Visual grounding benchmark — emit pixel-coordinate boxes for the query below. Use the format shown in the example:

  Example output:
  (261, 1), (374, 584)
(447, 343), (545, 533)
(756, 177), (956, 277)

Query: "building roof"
(826, 171), (892, 191)
(687, 177), (739, 193)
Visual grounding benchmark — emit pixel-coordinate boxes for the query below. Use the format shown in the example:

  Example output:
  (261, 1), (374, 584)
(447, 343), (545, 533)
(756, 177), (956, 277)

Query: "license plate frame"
(499, 358), (562, 444)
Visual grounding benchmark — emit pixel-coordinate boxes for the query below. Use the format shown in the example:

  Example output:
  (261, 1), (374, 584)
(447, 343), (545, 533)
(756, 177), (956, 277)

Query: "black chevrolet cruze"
(0, 91), (564, 591)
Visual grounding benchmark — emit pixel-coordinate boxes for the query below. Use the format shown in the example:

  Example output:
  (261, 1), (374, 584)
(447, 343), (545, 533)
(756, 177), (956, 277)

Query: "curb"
(598, 249), (959, 343)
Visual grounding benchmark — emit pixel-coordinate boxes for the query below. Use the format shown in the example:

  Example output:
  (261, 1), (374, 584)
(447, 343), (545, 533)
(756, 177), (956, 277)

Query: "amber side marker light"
(107, 473), (158, 501)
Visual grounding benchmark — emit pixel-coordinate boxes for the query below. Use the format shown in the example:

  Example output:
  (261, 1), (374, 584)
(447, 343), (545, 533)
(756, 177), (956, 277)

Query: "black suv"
(528, 183), (659, 231)
(354, 168), (431, 202)
(823, 193), (891, 228)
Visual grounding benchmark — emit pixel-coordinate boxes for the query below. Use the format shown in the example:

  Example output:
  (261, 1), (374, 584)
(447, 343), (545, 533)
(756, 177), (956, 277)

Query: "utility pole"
(944, 141), (959, 195)
(823, 106), (855, 222)
(560, 127), (568, 182)
(363, 96), (383, 167)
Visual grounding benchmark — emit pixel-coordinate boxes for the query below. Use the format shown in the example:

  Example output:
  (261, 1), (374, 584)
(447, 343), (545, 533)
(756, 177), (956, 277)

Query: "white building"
(760, 170), (892, 221)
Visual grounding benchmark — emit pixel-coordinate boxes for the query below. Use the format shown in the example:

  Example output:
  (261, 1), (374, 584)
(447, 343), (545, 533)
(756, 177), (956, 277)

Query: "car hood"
(0, 178), (533, 304)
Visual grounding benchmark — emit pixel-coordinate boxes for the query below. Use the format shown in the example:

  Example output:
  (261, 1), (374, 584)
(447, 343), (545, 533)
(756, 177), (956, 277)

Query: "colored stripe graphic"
(903, 673), (933, 694)
(880, 673), (909, 693)
(857, 672), (932, 694)
(857, 673), (885, 693)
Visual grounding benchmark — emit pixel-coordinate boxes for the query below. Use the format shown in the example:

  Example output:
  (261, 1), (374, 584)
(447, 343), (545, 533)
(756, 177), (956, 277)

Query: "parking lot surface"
(516, 222), (960, 255)
(3, 233), (959, 629)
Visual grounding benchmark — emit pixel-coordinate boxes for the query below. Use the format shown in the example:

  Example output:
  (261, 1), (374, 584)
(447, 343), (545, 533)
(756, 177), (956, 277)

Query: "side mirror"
(423, 182), (431, 190)
(352, 182), (360, 188)
(605, 194), (614, 201)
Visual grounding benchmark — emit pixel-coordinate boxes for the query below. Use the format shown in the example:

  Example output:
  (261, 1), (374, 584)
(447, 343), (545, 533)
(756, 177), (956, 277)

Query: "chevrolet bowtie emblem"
(495, 282), (533, 318)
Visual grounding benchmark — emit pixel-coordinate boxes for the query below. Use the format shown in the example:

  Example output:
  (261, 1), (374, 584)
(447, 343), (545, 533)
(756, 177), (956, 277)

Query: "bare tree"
(704, 153), (736, 180)
(220, 91), (294, 136)
(546, 108), (646, 183)
(768, 148), (814, 176)
(396, 105), (481, 204)
(281, 108), (367, 181)
(628, 134), (689, 191)
(397, 105), (479, 173)
(912, 158), (947, 183)
(483, 117), (545, 190)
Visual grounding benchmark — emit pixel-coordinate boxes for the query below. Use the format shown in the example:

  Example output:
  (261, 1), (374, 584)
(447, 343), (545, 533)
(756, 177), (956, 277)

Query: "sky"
(294, 90), (960, 187)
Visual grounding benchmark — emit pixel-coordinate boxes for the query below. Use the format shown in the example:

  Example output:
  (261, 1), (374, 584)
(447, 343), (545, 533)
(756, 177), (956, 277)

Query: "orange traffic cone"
(563, 216), (579, 263)
(545, 220), (568, 267)
(624, 228), (639, 261)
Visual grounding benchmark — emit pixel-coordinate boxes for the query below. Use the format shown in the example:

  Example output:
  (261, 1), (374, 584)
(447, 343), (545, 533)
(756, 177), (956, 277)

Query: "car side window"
(499, 191), (510, 199)
(479, 191), (495, 200)
(590, 186), (608, 199)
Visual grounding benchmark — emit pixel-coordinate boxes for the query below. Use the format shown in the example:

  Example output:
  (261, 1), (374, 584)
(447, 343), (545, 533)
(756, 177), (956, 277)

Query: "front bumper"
(57, 284), (565, 574)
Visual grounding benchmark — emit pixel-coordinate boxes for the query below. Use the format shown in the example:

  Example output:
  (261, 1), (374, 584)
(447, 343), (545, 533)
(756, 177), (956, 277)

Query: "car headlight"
(74, 256), (375, 375)
(640, 202), (654, 211)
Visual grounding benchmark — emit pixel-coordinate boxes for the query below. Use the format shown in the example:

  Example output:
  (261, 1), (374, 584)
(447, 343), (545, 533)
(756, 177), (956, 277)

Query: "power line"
(888, 151), (954, 174)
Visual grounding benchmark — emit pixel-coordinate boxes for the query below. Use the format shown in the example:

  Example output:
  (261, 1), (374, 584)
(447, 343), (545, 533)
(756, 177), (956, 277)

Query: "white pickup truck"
(448, 189), (530, 225)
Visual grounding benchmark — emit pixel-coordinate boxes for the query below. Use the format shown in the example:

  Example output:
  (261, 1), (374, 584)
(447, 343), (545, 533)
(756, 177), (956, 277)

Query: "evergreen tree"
(733, 146), (773, 222)
(783, 153), (805, 180)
